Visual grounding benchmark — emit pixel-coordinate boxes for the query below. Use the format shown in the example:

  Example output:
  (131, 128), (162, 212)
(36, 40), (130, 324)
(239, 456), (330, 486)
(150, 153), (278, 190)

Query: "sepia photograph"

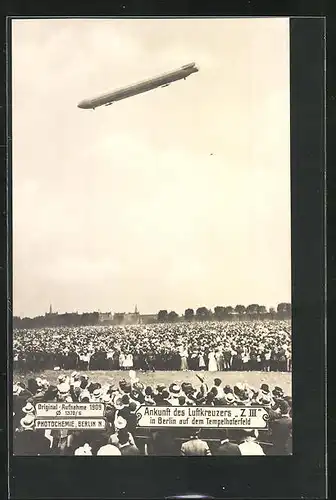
(11, 17), (292, 457)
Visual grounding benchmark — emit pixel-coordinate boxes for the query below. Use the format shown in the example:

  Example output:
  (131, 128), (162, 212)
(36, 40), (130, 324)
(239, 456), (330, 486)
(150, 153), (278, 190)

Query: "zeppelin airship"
(77, 62), (199, 110)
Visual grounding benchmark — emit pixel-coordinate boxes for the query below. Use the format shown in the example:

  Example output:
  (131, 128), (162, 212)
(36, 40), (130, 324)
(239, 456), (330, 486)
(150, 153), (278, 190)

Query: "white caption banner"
(136, 406), (269, 429)
(35, 402), (105, 418)
(35, 418), (106, 430)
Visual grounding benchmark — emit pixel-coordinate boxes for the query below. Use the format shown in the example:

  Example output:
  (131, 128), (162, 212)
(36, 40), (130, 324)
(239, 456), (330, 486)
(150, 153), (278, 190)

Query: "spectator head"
(117, 429), (130, 446)
(242, 429), (258, 439)
(178, 396), (186, 406)
(278, 400), (290, 415)
(162, 390), (170, 400)
(260, 384), (270, 395)
(80, 377), (89, 389)
(210, 387), (218, 397)
(224, 385), (233, 394)
(156, 384), (165, 393)
(74, 443), (92, 456)
(129, 401), (138, 413)
(22, 402), (35, 415)
(169, 384), (182, 397)
(214, 378), (222, 387)
(92, 388), (102, 399)
(224, 393), (236, 404)
(121, 394), (130, 406)
(114, 415), (127, 430)
(57, 383), (70, 400)
(272, 386), (284, 398)
(133, 382), (144, 392)
(190, 428), (202, 438)
(206, 392), (215, 404)
(145, 386), (153, 396)
(97, 444), (121, 456)
(20, 414), (35, 430)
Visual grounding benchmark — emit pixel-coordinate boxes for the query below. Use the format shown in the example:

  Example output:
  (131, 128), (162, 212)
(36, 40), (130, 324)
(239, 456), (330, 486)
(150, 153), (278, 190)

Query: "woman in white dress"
(208, 350), (217, 372)
(119, 351), (126, 370)
(180, 346), (189, 371)
(124, 353), (133, 369)
(198, 351), (206, 370)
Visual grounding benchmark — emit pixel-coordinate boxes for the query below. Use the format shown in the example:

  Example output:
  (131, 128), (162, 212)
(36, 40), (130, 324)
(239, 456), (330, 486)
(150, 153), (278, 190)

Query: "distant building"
(124, 305), (141, 325)
(98, 311), (113, 324)
(139, 314), (157, 324)
(45, 304), (58, 317)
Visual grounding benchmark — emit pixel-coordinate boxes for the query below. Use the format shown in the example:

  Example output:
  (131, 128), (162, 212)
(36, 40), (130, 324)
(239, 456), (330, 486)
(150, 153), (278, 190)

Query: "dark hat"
(129, 401), (138, 412)
(130, 389), (141, 401)
(119, 379), (127, 390)
(260, 384), (270, 394)
(121, 394), (130, 405)
(162, 390), (170, 399)
(145, 386), (153, 396)
(178, 396), (186, 405)
(224, 385), (232, 394)
(278, 400), (290, 415)
(272, 386), (284, 397)
(214, 378), (222, 386)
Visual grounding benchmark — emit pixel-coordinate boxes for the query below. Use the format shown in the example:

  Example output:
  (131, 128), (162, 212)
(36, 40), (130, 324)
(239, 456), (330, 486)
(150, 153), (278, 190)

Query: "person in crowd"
(12, 369), (292, 456)
(14, 414), (51, 456)
(13, 320), (291, 373)
(238, 429), (265, 456)
(213, 429), (241, 455)
(180, 429), (212, 456)
(269, 400), (292, 455)
(118, 429), (141, 455)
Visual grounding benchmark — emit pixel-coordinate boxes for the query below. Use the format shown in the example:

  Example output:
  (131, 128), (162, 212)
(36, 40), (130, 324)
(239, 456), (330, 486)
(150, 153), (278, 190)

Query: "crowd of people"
(13, 320), (291, 373)
(13, 370), (292, 456)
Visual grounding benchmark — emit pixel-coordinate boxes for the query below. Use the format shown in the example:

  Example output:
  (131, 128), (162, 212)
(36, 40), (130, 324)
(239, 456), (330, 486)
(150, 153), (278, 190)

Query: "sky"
(11, 18), (291, 317)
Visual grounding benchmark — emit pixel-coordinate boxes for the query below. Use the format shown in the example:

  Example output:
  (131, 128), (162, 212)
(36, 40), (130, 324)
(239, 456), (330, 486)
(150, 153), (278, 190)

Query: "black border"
(4, 14), (326, 500)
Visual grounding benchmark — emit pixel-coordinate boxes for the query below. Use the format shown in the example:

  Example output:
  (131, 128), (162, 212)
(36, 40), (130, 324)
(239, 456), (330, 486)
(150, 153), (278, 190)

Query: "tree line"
(157, 303), (291, 323)
(13, 303), (291, 329)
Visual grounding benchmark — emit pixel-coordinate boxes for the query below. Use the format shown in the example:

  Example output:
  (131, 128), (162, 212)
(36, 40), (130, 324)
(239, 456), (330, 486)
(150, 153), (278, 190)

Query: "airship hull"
(78, 63), (199, 109)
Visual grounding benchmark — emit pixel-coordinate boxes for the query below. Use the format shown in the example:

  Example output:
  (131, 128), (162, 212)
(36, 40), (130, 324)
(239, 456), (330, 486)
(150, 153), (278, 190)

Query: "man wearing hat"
(97, 444), (121, 456)
(180, 429), (212, 456)
(57, 382), (72, 402)
(169, 384), (182, 406)
(269, 400), (292, 455)
(109, 415), (136, 449)
(212, 378), (225, 399)
(118, 429), (141, 456)
(238, 430), (265, 456)
(213, 430), (241, 456)
(22, 402), (35, 416)
(14, 414), (50, 456)
(74, 443), (93, 456)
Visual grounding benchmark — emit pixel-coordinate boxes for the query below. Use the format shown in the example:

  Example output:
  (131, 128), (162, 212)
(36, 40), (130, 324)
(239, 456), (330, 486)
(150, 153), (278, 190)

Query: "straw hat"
(114, 416), (127, 430)
(74, 443), (92, 456)
(22, 402), (35, 414)
(20, 414), (35, 430)
(97, 444), (121, 456)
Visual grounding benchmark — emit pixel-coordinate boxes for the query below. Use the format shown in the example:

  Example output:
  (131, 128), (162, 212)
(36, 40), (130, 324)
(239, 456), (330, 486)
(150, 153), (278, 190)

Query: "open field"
(13, 369), (292, 395)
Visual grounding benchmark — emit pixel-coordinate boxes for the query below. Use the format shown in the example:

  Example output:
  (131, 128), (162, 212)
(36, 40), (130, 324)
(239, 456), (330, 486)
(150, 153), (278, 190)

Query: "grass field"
(13, 369), (292, 395)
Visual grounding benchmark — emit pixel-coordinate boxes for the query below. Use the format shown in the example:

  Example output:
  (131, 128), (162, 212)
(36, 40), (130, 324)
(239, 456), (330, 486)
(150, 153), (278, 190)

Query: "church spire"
(49, 304), (52, 315)
(134, 304), (138, 315)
